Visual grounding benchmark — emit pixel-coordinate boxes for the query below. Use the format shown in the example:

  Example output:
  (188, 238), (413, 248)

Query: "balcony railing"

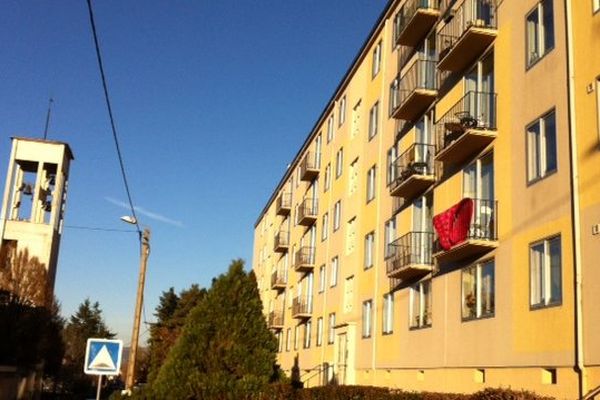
(390, 59), (438, 121)
(433, 198), (498, 263)
(297, 198), (318, 226)
(438, 0), (497, 72)
(435, 91), (497, 164)
(268, 310), (284, 329)
(276, 193), (291, 216)
(292, 296), (312, 319)
(293, 246), (315, 272)
(300, 152), (320, 181)
(395, 0), (441, 47)
(273, 230), (289, 253)
(389, 143), (436, 199)
(387, 231), (434, 280)
(270, 269), (287, 290)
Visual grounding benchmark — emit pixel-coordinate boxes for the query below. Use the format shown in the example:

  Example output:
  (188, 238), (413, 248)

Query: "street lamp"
(120, 216), (151, 393)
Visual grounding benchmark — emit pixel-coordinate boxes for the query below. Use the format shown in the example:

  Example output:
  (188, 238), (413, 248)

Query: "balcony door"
(305, 272), (314, 312)
(465, 51), (494, 127)
(415, 111), (435, 173)
(464, 153), (494, 238)
(413, 194), (433, 264)
(418, 32), (437, 88)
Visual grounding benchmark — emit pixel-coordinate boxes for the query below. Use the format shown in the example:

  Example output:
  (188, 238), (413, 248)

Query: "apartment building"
(252, 1), (600, 398)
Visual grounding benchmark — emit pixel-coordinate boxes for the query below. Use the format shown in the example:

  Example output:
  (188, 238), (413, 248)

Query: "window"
(333, 200), (342, 231)
(383, 293), (394, 334)
(339, 96), (346, 126)
(362, 300), (373, 338)
(343, 276), (354, 313)
(372, 40), (382, 77)
(322, 213), (329, 240)
(352, 100), (362, 138)
(277, 331), (283, 352)
(368, 101), (379, 140)
(324, 163), (331, 192)
(384, 218), (396, 258)
(410, 280), (432, 329)
(349, 158), (359, 195)
(316, 317), (323, 346)
(345, 217), (357, 255)
(595, 0), (600, 13)
(364, 232), (375, 269)
(366, 165), (376, 202)
(462, 260), (495, 320)
(335, 148), (344, 178)
(527, 110), (557, 182)
(319, 264), (326, 293)
(327, 115), (334, 142)
(526, 0), (555, 66)
(294, 325), (300, 350)
(330, 256), (339, 287)
(530, 236), (562, 308)
(386, 145), (397, 185)
(286, 328), (291, 351)
(389, 78), (400, 116)
(303, 321), (312, 348)
(328, 313), (336, 344)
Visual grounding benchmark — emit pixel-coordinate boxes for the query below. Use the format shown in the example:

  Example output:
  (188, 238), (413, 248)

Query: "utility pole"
(125, 228), (150, 392)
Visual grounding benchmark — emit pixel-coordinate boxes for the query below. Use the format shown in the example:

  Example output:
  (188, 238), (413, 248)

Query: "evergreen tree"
(152, 259), (277, 399)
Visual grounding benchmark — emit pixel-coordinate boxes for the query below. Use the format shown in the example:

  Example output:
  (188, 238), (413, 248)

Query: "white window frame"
(409, 280), (432, 329)
(335, 148), (344, 178)
(362, 299), (373, 338)
(294, 325), (300, 350)
(319, 264), (326, 293)
(387, 145), (398, 185)
(461, 259), (495, 320)
(527, 109), (557, 183)
(595, 0), (600, 12)
(339, 95), (346, 126)
(364, 231), (375, 269)
(368, 101), (379, 140)
(333, 200), (341, 232)
(316, 317), (323, 346)
(526, 0), (555, 67)
(382, 293), (394, 334)
(322, 212), (329, 240)
(384, 218), (396, 258)
(328, 313), (336, 344)
(327, 115), (334, 143)
(330, 256), (339, 287)
(324, 163), (331, 192)
(372, 40), (382, 78)
(366, 165), (376, 202)
(286, 327), (291, 351)
(530, 235), (562, 308)
(303, 320), (312, 349)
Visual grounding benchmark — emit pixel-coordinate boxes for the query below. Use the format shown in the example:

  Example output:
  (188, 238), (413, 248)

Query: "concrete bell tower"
(0, 137), (74, 293)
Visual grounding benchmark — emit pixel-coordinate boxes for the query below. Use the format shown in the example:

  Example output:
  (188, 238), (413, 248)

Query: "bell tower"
(0, 137), (74, 293)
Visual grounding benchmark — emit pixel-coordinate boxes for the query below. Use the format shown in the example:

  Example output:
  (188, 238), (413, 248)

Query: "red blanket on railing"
(433, 198), (474, 251)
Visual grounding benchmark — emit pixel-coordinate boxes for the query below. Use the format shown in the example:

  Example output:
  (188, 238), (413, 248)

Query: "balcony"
(435, 91), (497, 165)
(268, 310), (284, 330)
(395, 0), (441, 47)
(386, 232), (434, 280)
(293, 246), (315, 273)
(432, 198), (498, 264)
(270, 269), (287, 291)
(390, 59), (437, 121)
(276, 192), (291, 216)
(297, 198), (318, 226)
(389, 143), (436, 200)
(437, 0), (497, 72)
(291, 296), (312, 320)
(299, 152), (319, 182)
(273, 230), (289, 253)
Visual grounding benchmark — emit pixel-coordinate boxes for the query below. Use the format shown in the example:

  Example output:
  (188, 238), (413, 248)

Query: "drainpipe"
(563, 0), (586, 397)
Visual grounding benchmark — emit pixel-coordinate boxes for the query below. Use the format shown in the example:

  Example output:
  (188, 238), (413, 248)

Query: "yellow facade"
(252, 1), (600, 398)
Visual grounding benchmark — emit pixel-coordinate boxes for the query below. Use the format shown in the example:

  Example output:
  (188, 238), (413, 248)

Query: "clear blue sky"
(0, 1), (387, 342)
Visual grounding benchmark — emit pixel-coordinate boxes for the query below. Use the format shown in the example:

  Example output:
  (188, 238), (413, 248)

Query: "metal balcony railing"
(273, 230), (289, 252)
(389, 143), (436, 193)
(433, 198), (498, 254)
(270, 269), (287, 289)
(438, 0), (497, 64)
(300, 152), (319, 181)
(395, 0), (442, 46)
(276, 193), (291, 215)
(435, 91), (497, 152)
(390, 59), (437, 120)
(297, 198), (318, 225)
(268, 310), (284, 328)
(294, 246), (315, 270)
(292, 296), (312, 317)
(387, 231), (434, 276)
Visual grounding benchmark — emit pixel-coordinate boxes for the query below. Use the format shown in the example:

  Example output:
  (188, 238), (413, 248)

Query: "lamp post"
(121, 216), (150, 393)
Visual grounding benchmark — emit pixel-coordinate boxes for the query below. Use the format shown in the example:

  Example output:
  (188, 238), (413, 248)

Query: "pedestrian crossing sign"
(84, 338), (123, 375)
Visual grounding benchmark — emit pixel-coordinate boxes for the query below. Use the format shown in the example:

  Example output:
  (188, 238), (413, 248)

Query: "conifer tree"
(152, 259), (277, 399)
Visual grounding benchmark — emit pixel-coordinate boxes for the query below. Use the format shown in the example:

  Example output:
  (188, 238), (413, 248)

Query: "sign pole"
(96, 375), (102, 400)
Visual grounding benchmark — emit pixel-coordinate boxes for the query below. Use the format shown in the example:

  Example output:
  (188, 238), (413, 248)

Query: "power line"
(85, 0), (141, 236)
